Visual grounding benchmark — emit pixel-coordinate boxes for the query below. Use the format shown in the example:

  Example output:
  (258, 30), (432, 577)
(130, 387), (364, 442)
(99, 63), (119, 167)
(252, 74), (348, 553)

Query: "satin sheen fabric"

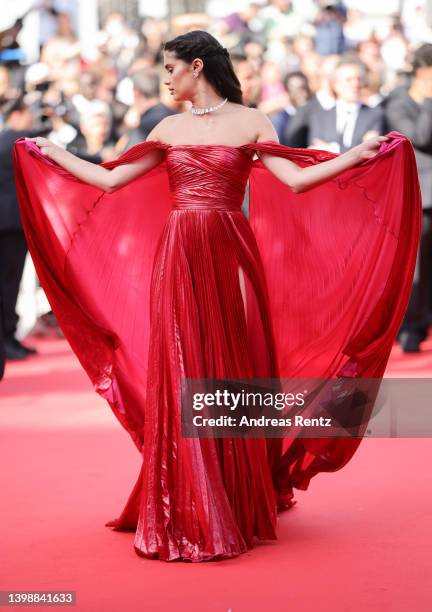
(13, 133), (421, 561)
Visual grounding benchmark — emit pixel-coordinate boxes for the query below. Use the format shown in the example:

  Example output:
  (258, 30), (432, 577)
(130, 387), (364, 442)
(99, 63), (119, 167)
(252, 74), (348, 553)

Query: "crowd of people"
(1, 0), (432, 376)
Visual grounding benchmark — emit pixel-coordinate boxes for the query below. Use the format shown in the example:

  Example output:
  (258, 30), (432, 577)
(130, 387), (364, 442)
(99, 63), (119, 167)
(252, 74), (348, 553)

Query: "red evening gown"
(13, 133), (421, 561)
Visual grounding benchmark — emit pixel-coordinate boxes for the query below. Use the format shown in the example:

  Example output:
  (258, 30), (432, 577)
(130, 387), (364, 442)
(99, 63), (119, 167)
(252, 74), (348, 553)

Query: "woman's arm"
(253, 112), (389, 193)
(26, 137), (165, 193)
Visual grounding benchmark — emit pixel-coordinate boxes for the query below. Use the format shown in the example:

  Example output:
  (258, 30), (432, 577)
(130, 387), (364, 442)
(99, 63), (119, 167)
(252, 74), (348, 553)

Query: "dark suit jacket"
(384, 85), (432, 208)
(0, 128), (39, 231)
(125, 103), (176, 150)
(287, 97), (385, 153)
(281, 95), (322, 148)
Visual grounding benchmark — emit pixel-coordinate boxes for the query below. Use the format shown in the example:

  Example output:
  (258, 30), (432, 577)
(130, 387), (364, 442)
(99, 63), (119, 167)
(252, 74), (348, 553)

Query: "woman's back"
(147, 103), (272, 148)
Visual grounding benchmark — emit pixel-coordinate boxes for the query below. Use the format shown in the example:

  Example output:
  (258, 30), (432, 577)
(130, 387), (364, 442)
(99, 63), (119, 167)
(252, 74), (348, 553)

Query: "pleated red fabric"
(12, 132), (421, 561)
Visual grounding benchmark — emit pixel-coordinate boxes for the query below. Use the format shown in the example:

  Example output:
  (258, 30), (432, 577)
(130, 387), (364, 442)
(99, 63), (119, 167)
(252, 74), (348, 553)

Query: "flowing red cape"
(13, 133), (421, 491)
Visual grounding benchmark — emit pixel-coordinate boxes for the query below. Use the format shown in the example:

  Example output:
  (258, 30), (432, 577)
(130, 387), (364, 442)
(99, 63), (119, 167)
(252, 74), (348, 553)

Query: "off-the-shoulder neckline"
(147, 140), (279, 149)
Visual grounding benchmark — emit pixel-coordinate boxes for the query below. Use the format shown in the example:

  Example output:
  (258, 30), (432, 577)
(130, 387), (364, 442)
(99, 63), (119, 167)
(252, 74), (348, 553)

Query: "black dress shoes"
(398, 331), (421, 353)
(4, 337), (38, 360)
(16, 339), (37, 355)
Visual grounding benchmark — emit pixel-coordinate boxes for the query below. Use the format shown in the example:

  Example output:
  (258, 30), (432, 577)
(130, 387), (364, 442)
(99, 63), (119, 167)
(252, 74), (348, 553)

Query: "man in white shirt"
(288, 56), (384, 153)
(334, 97), (361, 150)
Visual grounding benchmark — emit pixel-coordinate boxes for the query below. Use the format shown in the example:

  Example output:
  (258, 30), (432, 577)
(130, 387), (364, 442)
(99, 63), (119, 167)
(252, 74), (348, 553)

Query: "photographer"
(0, 97), (40, 360)
(385, 43), (432, 352)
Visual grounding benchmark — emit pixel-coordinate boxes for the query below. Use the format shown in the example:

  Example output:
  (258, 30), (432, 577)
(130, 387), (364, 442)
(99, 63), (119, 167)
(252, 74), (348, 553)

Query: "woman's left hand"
(351, 135), (390, 162)
(25, 136), (57, 158)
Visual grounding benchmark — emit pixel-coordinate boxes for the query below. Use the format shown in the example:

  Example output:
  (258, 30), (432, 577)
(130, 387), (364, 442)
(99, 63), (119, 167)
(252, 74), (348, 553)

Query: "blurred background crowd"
(1, 0), (432, 378)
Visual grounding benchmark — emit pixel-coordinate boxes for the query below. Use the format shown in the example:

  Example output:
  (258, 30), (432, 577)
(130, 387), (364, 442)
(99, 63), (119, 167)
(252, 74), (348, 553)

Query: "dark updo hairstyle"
(164, 30), (243, 104)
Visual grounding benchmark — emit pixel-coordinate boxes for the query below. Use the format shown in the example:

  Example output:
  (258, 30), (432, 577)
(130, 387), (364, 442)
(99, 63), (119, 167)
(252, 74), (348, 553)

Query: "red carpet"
(1, 337), (431, 611)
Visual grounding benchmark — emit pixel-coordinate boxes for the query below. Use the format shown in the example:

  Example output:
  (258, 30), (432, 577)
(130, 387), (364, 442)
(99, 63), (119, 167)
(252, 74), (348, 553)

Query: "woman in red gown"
(13, 31), (421, 562)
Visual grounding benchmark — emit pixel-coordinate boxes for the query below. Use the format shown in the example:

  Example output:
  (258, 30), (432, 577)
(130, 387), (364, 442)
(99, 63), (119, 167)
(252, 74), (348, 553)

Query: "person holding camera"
(0, 97), (39, 360)
(385, 43), (432, 352)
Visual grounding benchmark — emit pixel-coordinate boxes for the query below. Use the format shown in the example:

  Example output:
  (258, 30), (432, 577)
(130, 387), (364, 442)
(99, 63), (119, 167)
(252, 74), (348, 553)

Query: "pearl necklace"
(191, 97), (228, 115)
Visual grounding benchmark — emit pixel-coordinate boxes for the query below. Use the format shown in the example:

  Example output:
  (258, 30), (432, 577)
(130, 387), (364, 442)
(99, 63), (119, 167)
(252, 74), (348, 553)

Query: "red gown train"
(13, 133), (421, 561)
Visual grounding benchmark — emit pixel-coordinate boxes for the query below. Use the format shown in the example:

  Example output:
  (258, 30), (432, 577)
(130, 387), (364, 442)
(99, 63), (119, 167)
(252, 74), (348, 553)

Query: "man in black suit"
(0, 97), (38, 361)
(287, 56), (384, 153)
(0, 299), (4, 378)
(385, 44), (432, 352)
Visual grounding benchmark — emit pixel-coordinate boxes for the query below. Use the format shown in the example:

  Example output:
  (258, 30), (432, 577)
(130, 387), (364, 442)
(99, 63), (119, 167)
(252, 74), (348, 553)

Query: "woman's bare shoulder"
(245, 106), (275, 127)
(230, 105), (278, 142)
(146, 112), (188, 142)
(231, 104), (275, 128)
